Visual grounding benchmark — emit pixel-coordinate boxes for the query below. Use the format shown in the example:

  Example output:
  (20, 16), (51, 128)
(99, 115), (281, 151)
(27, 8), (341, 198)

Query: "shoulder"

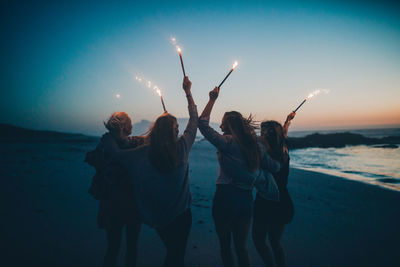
(128, 136), (146, 148)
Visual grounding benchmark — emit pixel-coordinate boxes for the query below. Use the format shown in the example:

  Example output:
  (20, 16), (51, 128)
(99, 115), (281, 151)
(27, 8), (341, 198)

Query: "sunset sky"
(1, 0), (399, 135)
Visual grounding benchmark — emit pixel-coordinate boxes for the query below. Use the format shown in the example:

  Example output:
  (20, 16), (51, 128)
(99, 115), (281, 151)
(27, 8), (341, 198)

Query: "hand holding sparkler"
(199, 86), (219, 118)
(182, 76), (194, 106)
(286, 112), (296, 122)
(209, 87), (220, 101)
(182, 76), (192, 94)
(283, 111), (296, 137)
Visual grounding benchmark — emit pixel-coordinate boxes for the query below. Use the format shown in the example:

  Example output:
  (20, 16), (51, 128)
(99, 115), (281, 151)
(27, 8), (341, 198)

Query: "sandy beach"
(1, 139), (399, 267)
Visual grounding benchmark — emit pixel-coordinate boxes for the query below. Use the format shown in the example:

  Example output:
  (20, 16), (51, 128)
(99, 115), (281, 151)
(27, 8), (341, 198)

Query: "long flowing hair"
(147, 113), (181, 173)
(260, 120), (288, 162)
(224, 111), (261, 172)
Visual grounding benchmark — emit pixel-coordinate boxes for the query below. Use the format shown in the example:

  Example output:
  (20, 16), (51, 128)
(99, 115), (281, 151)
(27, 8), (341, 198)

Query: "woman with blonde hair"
(86, 111), (144, 267)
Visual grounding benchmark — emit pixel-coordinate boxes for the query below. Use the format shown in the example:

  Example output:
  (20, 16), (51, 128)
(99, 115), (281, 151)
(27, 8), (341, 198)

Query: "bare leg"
(252, 218), (275, 267)
(268, 224), (286, 267)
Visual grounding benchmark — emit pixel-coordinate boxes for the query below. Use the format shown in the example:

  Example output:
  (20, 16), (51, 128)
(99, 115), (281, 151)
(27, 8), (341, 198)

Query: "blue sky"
(1, 0), (399, 135)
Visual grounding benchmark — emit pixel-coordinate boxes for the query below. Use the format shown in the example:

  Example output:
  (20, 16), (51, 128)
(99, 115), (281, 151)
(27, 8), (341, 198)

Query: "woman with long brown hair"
(252, 112), (296, 267)
(198, 87), (280, 267)
(102, 76), (197, 267)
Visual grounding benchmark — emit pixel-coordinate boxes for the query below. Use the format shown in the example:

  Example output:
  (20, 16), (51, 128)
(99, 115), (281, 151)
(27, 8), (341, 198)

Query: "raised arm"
(283, 111), (296, 138)
(180, 76), (198, 151)
(200, 87), (219, 118)
(198, 87), (230, 151)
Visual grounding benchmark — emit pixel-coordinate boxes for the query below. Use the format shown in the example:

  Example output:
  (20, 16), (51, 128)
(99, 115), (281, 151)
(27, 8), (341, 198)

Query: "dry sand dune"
(1, 140), (399, 266)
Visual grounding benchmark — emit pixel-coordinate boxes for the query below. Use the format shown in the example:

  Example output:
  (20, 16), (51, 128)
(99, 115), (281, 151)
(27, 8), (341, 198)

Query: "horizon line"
(2, 122), (400, 138)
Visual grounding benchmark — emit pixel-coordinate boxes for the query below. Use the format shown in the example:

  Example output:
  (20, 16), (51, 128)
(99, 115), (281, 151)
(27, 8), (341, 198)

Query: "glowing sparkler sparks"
(218, 61), (239, 88)
(171, 37), (177, 45)
(135, 75), (167, 112)
(177, 46), (186, 76)
(155, 87), (167, 112)
(232, 61), (238, 70)
(155, 87), (162, 97)
(294, 89), (330, 112)
(306, 89), (330, 100)
(171, 37), (187, 77)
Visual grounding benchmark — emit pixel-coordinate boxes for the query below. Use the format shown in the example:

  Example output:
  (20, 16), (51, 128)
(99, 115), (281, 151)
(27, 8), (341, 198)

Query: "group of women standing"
(87, 76), (295, 267)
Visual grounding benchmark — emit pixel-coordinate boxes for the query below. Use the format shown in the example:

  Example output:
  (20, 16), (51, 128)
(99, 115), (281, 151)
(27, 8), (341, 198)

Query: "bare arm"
(181, 76), (198, 151)
(198, 87), (230, 151)
(184, 76), (195, 106)
(283, 111), (296, 138)
(200, 87), (219, 119)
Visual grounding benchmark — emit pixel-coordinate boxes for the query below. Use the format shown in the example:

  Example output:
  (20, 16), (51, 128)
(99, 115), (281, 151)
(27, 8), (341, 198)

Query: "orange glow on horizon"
(289, 108), (400, 129)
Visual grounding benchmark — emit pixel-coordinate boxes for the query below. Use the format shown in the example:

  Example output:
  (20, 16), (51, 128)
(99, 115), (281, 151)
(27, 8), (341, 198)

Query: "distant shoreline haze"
(1, 122), (399, 142)
(0, 121), (400, 137)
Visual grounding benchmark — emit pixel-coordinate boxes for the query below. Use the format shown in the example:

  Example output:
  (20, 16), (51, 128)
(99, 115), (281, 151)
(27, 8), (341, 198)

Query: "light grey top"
(198, 116), (280, 200)
(103, 103), (198, 228)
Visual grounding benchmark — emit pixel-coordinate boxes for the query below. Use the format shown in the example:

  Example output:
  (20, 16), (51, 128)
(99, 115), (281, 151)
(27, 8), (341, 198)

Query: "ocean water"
(289, 128), (400, 191)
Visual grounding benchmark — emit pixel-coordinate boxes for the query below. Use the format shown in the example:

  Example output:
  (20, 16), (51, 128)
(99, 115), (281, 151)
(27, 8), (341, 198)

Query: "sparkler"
(135, 76), (167, 112)
(155, 87), (167, 112)
(293, 99), (306, 112)
(171, 37), (187, 77)
(177, 46), (186, 77)
(218, 61), (238, 88)
(293, 89), (329, 112)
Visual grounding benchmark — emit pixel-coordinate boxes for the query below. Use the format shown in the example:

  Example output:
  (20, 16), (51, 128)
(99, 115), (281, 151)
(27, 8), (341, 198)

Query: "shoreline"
(291, 166), (400, 192)
(1, 141), (399, 266)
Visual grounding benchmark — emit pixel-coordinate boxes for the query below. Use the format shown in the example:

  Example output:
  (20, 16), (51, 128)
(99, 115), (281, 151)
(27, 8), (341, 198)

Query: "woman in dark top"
(102, 76), (197, 267)
(252, 112), (296, 267)
(93, 112), (144, 267)
(198, 87), (280, 267)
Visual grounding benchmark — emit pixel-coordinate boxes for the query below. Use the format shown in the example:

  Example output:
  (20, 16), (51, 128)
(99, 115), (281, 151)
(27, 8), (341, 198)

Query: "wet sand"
(1, 140), (399, 266)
